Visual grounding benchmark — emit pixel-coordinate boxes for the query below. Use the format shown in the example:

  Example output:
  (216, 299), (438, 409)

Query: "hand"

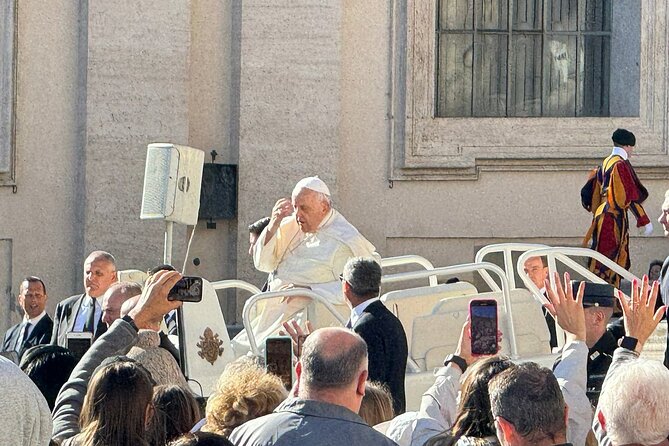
(453, 318), (502, 367)
(278, 283), (312, 304)
(544, 272), (587, 343)
(641, 222), (654, 236)
(128, 270), (183, 330)
(270, 198), (294, 229)
(279, 319), (314, 357)
(617, 275), (665, 352)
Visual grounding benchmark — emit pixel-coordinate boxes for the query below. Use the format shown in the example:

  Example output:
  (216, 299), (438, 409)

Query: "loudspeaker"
(199, 163), (237, 220)
(140, 143), (205, 226)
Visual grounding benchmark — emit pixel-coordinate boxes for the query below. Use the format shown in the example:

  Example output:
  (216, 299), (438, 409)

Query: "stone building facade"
(1, 0), (667, 334)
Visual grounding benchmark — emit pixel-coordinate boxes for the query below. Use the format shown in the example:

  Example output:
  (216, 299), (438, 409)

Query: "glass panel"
(584, 0), (611, 31)
(547, 0), (578, 31)
(513, 0), (542, 31)
(581, 35), (610, 116)
(543, 35), (577, 116)
(509, 35), (542, 116)
(437, 33), (475, 117)
(476, 0), (508, 31)
(473, 34), (508, 116)
(439, 0), (474, 30)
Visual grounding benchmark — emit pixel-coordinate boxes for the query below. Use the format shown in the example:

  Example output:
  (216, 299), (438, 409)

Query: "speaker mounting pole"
(164, 221), (174, 265)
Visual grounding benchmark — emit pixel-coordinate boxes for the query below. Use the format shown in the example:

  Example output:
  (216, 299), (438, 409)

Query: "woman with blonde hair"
(201, 360), (288, 437)
(359, 381), (395, 426)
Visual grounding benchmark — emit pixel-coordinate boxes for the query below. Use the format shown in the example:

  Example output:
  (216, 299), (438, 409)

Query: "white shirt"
(348, 298), (380, 328)
(20, 311), (47, 341)
(611, 146), (628, 160)
(72, 296), (102, 332)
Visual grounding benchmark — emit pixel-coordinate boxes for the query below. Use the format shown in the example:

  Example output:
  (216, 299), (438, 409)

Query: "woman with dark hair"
(425, 356), (514, 446)
(20, 344), (77, 410)
(63, 359), (156, 446)
(152, 384), (202, 444)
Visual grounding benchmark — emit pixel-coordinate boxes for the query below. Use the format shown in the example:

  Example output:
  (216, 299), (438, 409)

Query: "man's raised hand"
(128, 270), (182, 330)
(544, 271), (586, 343)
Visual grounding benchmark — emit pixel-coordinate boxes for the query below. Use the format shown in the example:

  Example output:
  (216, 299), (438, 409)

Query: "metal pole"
(164, 221), (174, 265)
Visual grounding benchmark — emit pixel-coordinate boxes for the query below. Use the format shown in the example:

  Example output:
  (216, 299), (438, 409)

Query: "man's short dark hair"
(301, 331), (367, 391)
(248, 217), (271, 236)
(19, 276), (47, 295)
(342, 257), (382, 298)
(489, 362), (566, 443)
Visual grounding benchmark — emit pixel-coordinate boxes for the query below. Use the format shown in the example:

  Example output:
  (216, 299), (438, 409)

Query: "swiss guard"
(581, 129), (653, 286)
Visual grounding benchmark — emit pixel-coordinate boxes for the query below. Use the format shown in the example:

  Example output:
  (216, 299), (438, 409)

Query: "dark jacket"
(353, 300), (408, 414)
(2, 314), (54, 360)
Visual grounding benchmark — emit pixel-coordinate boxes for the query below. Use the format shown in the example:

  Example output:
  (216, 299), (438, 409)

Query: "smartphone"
(265, 336), (294, 391)
(469, 299), (498, 356)
(67, 332), (93, 361)
(168, 276), (203, 302)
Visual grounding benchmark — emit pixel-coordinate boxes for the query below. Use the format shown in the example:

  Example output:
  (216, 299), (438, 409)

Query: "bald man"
(51, 251), (118, 347)
(230, 327), (398, 446)
(100, 282), (142, 327)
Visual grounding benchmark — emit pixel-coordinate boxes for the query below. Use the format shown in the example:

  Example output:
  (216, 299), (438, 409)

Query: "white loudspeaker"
(140, 143), (205, 226)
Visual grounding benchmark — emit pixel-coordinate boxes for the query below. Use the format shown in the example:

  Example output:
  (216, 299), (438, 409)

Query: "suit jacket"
(50, 294), (87, 348)
(2, 314), (54, 359)
(353, 300), (408, 415)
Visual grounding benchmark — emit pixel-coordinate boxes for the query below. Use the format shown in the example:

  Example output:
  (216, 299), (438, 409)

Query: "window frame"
(0, 0), (17, 187)
(389, 0), (669, 181)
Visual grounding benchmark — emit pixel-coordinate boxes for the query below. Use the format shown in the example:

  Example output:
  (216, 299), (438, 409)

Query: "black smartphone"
(168, 276), (203, 302)
(469, 299), (498, 356)
(67, 332), (93, 361)
(265, 336), (294, 391)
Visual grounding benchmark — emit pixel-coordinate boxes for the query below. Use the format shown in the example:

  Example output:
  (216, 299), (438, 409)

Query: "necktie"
(83, 298), (96, 334)
(19, 322), (31, 346)
(345, 319), (353, 329)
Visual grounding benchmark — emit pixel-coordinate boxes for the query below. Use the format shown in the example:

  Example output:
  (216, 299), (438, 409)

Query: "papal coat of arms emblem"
(196, 327), (224, 365)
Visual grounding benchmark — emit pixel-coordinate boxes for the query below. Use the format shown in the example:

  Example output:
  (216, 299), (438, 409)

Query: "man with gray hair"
(343, 256), (408, 414)
(593, 277), (669, 446)
(229, 327), (398, 446)
(235, 176), (380, 350)
(51, 251), (118, 347)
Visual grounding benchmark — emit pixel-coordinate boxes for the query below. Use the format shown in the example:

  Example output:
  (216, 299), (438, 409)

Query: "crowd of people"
(2, 162), (669, 446)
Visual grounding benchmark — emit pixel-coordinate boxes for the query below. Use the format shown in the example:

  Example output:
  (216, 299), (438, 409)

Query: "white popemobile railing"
(241, 289), (348, 356)
(379, 261), (519, 358)
(380, 255), (438, 287)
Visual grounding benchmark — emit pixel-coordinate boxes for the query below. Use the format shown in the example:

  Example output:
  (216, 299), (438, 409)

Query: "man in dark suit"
(342, 257), (408, 414)
(51, 251), (117, 347)
(2, 276), (53, 360)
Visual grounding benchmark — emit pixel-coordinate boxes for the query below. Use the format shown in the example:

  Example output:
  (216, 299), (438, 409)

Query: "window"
(0, 0), (16, 185)
(436, 0), (615, 117)
(390, 0), (667, 180)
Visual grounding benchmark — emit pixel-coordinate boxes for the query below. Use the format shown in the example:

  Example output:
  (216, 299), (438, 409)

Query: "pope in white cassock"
(233, 176), (380, 351)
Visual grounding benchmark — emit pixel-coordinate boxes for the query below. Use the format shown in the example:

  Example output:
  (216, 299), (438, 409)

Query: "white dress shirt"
(72, 296), (102, 332)
(21, 311), (47, 341)
(348, 297), (380, 328)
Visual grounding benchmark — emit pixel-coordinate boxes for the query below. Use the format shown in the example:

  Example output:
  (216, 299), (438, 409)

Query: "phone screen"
(168, 276), (203, 302)
(265, 337), (293, 391)
(470, 300), (498, 356)
(67, 334), (93, 362)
